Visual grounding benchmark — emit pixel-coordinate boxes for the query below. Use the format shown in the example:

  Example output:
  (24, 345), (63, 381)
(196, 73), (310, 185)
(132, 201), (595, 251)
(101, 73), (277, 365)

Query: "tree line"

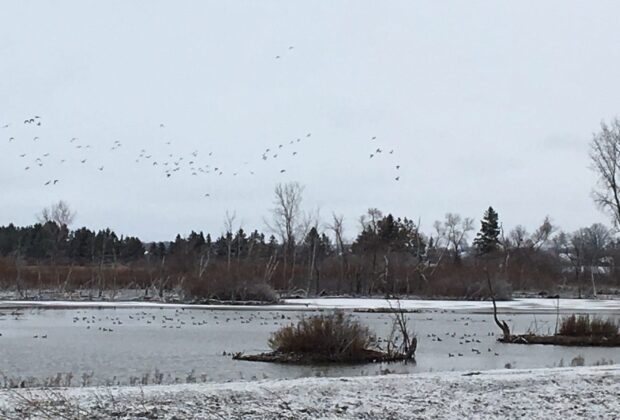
(0, 197), (618, 301)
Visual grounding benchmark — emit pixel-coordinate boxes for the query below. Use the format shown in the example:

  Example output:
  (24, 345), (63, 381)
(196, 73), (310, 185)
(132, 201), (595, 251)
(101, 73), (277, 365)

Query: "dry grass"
(268, 311), (377, 361)
(559, 314), (619, 338)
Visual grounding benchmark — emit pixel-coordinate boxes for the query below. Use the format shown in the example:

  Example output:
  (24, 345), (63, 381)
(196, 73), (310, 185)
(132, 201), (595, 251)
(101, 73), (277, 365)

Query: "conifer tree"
(473, 206), (500, 255)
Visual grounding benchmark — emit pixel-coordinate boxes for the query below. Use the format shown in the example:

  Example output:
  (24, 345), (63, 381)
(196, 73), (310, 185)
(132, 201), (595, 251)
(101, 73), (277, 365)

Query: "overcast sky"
(1, 1), (619, 241)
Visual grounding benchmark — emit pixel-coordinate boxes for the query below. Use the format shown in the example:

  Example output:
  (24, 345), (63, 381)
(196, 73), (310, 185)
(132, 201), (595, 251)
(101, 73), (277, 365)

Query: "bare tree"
(302, 210), (322, 297)
(265, 182), (305, 291)
(328, 213), (347, 294)
(223, 210), (237, 274)
(38, 200), (76, 227)
(358, 208), (384, 293)
(529, 216), (556, 250)
(570, 223), (613, 297)
(590, 118), (620, 227)
(37, 201), (76, 283)
(435, 213), (474, 263)
(508, 225), (528, 249)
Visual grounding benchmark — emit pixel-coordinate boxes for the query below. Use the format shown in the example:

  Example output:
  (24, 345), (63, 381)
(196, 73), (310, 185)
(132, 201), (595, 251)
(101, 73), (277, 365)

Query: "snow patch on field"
(0, 365), (618, 419)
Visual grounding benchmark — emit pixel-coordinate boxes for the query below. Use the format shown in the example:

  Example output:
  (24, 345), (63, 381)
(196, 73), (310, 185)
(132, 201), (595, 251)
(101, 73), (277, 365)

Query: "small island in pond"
(497, 313), (620, 347)
(234, 311), (417, 364)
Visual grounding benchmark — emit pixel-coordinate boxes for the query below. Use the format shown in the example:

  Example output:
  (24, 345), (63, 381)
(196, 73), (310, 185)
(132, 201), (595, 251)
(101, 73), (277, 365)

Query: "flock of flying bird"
(2, 48), (403, 198)
(2, 118), (402, 198)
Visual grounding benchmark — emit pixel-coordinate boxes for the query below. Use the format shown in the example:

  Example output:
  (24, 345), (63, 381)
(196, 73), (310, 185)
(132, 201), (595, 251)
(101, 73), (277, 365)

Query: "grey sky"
(1, 1), (618, 241)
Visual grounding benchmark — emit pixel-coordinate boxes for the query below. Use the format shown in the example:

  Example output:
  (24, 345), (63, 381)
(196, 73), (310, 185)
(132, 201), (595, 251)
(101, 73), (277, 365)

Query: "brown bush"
(268, 311), (376, 361)
(559, 314), (619, 338)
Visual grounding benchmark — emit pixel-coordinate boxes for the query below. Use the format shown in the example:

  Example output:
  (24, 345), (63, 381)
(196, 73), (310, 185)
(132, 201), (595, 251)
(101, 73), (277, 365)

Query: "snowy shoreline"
(0, 365), (618, 419)
(0, 297), (618, 314)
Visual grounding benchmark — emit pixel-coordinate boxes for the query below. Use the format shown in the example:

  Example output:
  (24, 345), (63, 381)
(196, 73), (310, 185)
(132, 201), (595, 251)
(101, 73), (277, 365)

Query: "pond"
(0, 301), (617, 387)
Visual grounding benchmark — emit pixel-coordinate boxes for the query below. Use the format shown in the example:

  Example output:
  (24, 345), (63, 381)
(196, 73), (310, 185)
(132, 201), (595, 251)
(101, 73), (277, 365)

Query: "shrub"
(559, 315), (619, 338)
(570, 355), (585, 367)
(236, 282), (278, 302)
(268, 311), (376, 361)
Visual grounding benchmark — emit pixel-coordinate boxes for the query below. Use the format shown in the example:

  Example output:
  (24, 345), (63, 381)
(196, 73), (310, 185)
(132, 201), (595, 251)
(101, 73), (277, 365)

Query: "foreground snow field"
(0, 365), (617, 419)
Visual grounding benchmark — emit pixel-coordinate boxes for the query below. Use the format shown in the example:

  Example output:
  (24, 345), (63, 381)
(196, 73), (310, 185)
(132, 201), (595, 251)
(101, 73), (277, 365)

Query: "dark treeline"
(0, 189), (619, 301)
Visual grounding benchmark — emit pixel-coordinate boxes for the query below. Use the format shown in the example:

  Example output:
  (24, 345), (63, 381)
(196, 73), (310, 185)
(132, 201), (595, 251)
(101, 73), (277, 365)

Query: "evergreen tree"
(473, 206), (500, 255)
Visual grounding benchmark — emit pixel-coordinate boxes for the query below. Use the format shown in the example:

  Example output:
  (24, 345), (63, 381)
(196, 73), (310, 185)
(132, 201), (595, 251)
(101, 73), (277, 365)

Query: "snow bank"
(0, 365), (618, 419)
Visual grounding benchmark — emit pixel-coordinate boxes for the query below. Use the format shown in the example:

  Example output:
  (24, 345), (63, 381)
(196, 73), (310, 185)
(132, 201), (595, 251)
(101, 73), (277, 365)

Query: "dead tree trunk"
(486, 269), (511, 340)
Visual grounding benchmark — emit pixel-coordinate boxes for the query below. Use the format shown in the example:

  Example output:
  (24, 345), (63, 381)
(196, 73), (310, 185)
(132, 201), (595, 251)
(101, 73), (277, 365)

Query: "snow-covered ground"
(284, 297), (620, 313)
(0, 365), (617, 419)
(1, 297), (618, 313)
